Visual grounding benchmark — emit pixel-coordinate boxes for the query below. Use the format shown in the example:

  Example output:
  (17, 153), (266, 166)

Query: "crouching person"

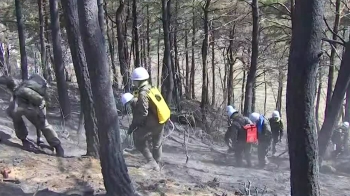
(127, 67), (170, 171)
(249, 112), (272, 168)
(225, 106), (253, 167)
(4, 74), (64, 157)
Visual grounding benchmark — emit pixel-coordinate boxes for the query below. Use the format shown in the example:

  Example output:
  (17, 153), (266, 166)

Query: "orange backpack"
(243, 124), (258, 143)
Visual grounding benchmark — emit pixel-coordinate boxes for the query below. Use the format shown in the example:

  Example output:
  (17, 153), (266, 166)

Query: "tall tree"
(38, 0), (48, 80)
(49, 0), (71, 119)
(132, 0), (140, 67)
(211, 20), (215, 106)
(243, 0), (259, 116)
(190, 0), (196, 99)
(201, 0), (211, 108)
(14, 0), (28, 80)
(185, 23), (190, 98)
(61, 0), (99, 157)
(77, 0), (134, 194)
(325, 0), (341, 114)
(161, 0), (174, 103)
(286, 0), (323, 194)
(116, 0), (131, 91)
(318, 38), (350, 160)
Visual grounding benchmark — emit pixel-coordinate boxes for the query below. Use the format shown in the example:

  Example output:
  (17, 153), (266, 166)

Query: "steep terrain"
(0, 87), (350, 196)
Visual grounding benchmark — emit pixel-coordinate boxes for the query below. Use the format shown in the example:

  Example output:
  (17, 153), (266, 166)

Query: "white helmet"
(343, 121), (349, 129)
(249, 112), (260, 123)
(131, 67), (150, 81)
(272, 110), (280, 118)
(121, 93), (133, 105)
(226, 105), (237, 117)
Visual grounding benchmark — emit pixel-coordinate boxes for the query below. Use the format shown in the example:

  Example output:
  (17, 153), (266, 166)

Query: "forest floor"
(0, 85), (350, 196)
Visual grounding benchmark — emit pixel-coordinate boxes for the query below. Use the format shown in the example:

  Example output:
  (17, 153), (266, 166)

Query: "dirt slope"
(0, 88), (349, 196)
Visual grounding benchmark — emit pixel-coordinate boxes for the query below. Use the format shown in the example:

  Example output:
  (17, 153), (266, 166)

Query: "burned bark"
(161, 0), (174, 104)
(61, 0), (99, 157)
(243, 0), (259, 116)
(132, 0), (140, 67)
(286, 0), (323, 194)
(14, 0), (28, 80)
(49, 0), (71, 120)
(77, 0), (134, 194)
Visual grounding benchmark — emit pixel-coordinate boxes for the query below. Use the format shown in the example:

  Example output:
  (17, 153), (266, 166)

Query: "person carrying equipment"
(331, 122), (349, 158)
(127, 67), (170, 171)
(225, 105), (254, 167)
(249, 112), (272, 167)
(269, 110), (284, 156)
(2, 74), (64, 157)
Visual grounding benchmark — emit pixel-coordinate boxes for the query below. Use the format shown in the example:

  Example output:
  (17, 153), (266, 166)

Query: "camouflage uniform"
(4, 75), (63, 156)
(225, 113), (253, 167)
(269, 117), (284, 155)
(129, 81), (164, 167)
(257, 117), (272, 167)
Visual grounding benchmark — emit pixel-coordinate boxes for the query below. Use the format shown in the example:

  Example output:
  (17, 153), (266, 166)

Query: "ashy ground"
(0, 86), (350, 196)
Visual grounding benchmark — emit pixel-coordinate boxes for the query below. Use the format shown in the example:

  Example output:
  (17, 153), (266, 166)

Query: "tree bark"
(161, 0), (174, 104)
(77, 0), (134, 194)
(325, 0), (340, 115)
(14, 0), (28, 80)
(276, 67), (283, 114)
(211, 21), (215, 106)
(318, 38), (350, 161)
(132, 0), (140, 67)
(344, 85), (350, 152)
(190, 0), (196, 99)
(49, 0), (71, 119)
(286, 0), (323, 194)
(227, 28), (235, 106)
(115, 0), (131, 91)
(97, 0), (105, 34)
(157, 24), (161, 88)
(185, 23), (190, 99)
(146, 4), (152, 84)
(315, 69), (323, 131)
(200, 0), (211, 108)
(243, 0), (259, 116)
(61, 0), (99, 157)
(38, 0), (48, 80)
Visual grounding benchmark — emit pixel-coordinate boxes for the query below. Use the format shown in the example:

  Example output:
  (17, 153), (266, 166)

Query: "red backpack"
(243, 124), (258, 143)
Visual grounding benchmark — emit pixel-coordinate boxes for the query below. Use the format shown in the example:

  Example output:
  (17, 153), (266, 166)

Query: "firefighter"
(269, 110), (284, 156)
(225, 105), (253, 167)
(249, 112), (272, 167)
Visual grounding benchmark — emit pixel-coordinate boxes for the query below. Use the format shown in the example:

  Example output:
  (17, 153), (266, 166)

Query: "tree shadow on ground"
(0, 183), (105, 196)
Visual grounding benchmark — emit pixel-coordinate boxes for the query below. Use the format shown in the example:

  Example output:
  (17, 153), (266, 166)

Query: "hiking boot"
(21, 139), (37, 152)
(54, 144), (65, 157)
(141, 160), (160, 171)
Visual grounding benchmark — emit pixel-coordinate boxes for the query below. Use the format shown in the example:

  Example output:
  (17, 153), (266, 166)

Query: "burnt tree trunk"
(146, 4), (152, 84)
(97, 0), (105, 34)
(77, 0), (135, 194)
(315, 69), (323, 131)
(185, 23), (190, 99)
(116, 0), (131, 92)
(157, 24), (161, 87)
(15, 0), (28, 80)
(325, 0), (340, 115)
(227, 27), (235, 106)
(211, 20), (215, 106)
(190, 0), (196, 99)
(61, 0), (99, 157)
(38, 0), (48, 80)
(276, 67), (283, 113)
(318, 39), (350, 161)
(161, 0), (174, 104)
(286, 0), (323, 194)
(201, 0), (211, 109)
(49, 0), (71, 119)
(243, 0), (259, 116)
(132, 0), (140, 67)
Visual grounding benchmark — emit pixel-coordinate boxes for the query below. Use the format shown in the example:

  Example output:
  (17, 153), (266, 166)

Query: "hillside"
(0, 86), (349, 196)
